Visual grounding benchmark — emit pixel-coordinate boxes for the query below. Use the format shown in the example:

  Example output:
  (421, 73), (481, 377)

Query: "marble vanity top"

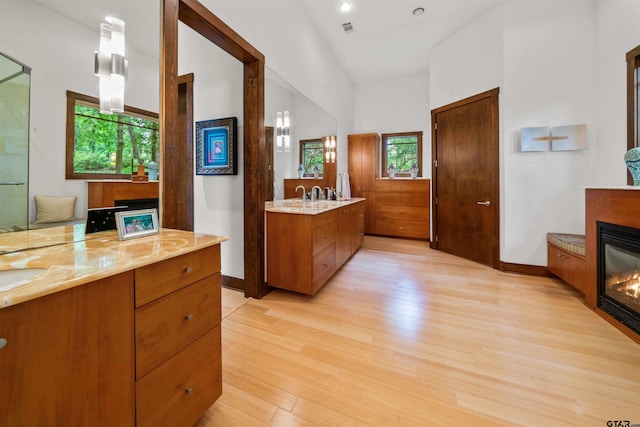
(265, 197), (365, 215)
(0, 227), (227, 309)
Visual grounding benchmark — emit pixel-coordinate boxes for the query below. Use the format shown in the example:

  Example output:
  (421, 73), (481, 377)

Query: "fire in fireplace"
(598, 221), (640, 335)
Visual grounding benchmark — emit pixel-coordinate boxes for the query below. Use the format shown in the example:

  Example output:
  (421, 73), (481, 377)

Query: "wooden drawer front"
(135, 273), (221, 379)
(548, 244), (585, 292)
(312, 210), (336, 230)
(312, 243), (336, 294)
(312, 220), (336, 255)
(376, 218), (429, 239)
(376, 203), (426, 223)
(135, 245), (220, 307)
(136, 326), (222, 427)
(375, 179), (429, 193)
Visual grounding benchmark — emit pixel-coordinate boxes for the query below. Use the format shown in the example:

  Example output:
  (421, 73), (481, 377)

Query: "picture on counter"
(195, 117), (238, 175)
(115, 208), (159, 240)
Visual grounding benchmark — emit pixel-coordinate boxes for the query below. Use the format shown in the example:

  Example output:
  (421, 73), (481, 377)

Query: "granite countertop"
(265, 197), (366, 215)
(0, 227), (227, 309)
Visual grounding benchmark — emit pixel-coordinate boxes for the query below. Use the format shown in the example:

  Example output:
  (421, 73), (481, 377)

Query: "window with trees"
(65, 91), (159, 180)
(299, 139), (324, 176)
(381, 131), (423, 177)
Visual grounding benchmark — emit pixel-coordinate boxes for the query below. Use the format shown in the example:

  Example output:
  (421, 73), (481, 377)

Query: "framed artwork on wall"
(195, 117), (238, 175)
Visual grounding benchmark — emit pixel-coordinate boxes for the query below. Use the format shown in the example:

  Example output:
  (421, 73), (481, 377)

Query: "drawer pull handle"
(184, 266), (193, 274)
(0, 338), (6, 350)
(185, 387), (193, 395)
(185, 314), (194, 321)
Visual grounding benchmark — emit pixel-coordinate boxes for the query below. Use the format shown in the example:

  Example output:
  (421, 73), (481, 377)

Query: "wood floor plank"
(198, 236), (640, 426)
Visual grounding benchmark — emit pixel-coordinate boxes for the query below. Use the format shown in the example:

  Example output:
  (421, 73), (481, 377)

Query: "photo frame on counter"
(115, 208), (159, 240)
(195, 117), (238, 175)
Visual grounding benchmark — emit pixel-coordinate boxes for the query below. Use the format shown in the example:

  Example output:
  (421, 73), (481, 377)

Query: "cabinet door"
(351, 202), (365, 251)
(348, 135), (363, 194)
(0, 273), (135, 427)
(360, 136), (378, 192)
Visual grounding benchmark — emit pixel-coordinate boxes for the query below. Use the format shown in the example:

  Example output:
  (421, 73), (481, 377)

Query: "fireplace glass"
(598, 221), (640, 335)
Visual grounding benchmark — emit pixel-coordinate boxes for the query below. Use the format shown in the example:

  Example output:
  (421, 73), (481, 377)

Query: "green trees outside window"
(66, 91), (159, 180)
(300, 139), (324, 176)
(381, 131), (423, 177)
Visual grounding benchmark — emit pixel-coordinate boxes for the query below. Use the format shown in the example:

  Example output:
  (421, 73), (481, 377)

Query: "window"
(381, 131), (423, 177)
(66, 91), (159, 180)
(299, 139), (324, 176)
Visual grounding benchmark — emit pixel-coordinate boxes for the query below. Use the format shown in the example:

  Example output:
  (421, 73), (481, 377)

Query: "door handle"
(476, 201), (491, 206)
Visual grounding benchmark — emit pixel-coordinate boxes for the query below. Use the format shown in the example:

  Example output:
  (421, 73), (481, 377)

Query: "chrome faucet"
(311, 185), (323, 202)
(295, 185), (306, 200)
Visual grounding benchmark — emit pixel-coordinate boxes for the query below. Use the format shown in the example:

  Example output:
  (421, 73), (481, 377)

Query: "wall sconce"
(276, 111), (290, 152)
(325, 135), (336, 163)
(94, 16), (127, 114)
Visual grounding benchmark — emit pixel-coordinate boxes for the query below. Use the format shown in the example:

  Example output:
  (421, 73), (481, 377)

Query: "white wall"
(1, 0), (159, 222)
(353, 73), (430, 177)
(502, 1), (597, 265)
(595, 0), (640, 186)
(178, 23), (245, 279)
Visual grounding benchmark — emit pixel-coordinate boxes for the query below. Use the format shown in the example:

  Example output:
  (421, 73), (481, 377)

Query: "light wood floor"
(199, 236), (640, 426)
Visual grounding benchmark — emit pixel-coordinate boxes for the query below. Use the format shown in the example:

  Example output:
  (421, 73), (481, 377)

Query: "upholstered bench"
(547, 232), (585, 293)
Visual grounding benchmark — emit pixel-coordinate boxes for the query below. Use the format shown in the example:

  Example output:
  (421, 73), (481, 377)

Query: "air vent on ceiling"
(342, 22), (355, 34)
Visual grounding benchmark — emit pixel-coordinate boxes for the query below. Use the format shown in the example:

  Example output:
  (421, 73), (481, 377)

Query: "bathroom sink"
(0, 268), (47, 290)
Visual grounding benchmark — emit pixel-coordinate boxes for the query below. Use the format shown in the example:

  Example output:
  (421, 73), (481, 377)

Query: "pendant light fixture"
(94, 16), (127, 114)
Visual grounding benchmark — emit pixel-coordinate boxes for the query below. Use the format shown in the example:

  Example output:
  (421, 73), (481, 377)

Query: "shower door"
(0, 52), (30, 232)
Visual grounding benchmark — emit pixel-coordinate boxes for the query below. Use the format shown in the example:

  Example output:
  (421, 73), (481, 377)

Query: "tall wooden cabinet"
(348, 133), (379, 233)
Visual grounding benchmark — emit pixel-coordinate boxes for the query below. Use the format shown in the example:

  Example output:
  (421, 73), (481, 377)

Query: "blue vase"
(625, 147), (640, 186)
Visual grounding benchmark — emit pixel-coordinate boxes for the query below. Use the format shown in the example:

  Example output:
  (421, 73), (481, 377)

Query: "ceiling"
(298, 0), (504, 83)
(30, 0), (504, 84)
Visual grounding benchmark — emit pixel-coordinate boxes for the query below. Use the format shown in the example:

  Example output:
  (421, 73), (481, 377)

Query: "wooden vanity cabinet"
(0, 244), (222, 427)
(267, 200), (365, 295)
(134, 245), (222, 427)
(0, 272), (135, 427)
(374, 179), (430, 239)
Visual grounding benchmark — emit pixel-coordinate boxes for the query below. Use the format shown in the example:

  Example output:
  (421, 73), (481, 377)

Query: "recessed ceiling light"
(340, 1), (352, 12)
(413, 7), (425, 16)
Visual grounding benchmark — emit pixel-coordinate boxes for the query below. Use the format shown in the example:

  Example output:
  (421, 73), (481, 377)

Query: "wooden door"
(265, 127), (274, 201)
(431, 88), (499, 268)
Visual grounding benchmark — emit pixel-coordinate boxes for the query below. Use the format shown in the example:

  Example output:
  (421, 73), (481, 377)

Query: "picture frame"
(195, 117), (238, 175)
(115, 208), (159, 240)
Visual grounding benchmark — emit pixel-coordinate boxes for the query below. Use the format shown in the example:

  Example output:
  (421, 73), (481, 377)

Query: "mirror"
(265, 68), (337, 199)
(0, 0), (160, 252)
(0, 53), (30, 233)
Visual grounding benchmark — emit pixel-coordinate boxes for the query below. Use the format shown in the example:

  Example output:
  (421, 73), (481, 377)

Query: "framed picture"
(195, 117), (238, 175)
(115, 208), (159, 240)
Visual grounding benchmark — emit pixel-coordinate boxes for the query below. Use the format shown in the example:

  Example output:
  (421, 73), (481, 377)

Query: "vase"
(625, 147), (640, 186)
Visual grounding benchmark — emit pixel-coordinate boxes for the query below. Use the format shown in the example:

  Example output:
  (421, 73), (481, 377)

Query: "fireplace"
(598, 221), (640, 336)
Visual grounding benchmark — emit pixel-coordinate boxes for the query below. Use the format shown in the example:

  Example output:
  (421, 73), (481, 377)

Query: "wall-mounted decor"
(520, 124), (586, 152)
(196, 117), (238, 175)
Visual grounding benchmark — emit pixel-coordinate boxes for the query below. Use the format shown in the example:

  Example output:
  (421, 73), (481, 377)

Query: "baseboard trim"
(499, 261), (554, 277)
(222, 275), (245, 291)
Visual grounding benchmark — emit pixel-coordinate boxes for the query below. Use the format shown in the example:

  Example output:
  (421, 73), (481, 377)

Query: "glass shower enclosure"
(0, 52), (30, 232)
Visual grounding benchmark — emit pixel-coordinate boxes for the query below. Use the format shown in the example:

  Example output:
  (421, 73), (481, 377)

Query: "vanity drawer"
(312, 243), (336, 293)
(135, 273), (221, 379)
(312, 220), (336, 255)
(312, 210), (336, 231)
(136, 326), (222, 427)
(135, 245), (220, 307)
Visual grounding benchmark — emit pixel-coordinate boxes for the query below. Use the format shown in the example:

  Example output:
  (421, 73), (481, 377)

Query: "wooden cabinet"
(134, 245), (222, 427)
(0, 245), (222, 426)
(87, 180), (159, 208)
(348, 133), (379, 234)
(548, 243), (585, 293)
(267, 200), (365, 295)
(374, 179), (430, 240)
(0, 272), (135, 427)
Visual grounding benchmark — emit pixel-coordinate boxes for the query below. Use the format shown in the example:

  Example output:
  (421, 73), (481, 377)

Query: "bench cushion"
(547, 232), (585, 257)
